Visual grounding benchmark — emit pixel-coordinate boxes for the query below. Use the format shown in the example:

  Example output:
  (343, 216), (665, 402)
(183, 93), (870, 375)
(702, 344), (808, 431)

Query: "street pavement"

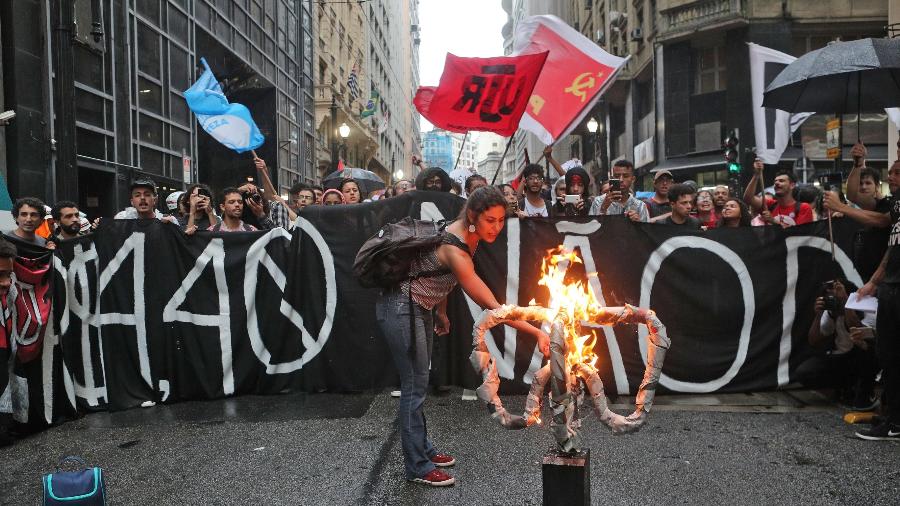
(1, 388), (898, 505)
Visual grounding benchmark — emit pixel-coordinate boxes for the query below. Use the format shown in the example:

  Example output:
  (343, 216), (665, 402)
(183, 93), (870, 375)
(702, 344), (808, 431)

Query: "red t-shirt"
(765, 197), (813, 227)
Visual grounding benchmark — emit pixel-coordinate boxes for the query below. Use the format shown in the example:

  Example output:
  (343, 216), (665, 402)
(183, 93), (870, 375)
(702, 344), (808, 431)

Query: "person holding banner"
(376, 186), (550, 487)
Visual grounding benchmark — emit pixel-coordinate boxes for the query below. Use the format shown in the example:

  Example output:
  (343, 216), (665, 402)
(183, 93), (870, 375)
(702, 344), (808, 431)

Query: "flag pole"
(490, 135), (515, 185)
(451, 131), (469, 173)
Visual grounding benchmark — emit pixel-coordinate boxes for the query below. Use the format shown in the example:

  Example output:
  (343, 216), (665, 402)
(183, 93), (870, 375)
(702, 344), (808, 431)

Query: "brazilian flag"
(360, 90), (380, 118)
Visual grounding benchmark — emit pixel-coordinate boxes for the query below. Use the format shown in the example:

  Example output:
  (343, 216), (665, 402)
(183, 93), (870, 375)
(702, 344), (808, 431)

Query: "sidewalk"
(0, 389), (897, 505)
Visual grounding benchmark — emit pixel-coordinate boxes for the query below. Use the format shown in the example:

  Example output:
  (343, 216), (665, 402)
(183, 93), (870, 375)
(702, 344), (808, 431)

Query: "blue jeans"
(376, 289), (438, 479)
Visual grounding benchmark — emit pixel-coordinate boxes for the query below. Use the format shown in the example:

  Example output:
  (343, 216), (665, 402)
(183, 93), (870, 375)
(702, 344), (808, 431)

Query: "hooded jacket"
(415, 167), (453, 192)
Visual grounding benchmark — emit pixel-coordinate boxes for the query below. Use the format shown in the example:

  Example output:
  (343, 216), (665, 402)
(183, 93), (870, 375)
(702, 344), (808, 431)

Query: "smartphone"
(609, 179), (621, 192)
(564, 194), (581, 204)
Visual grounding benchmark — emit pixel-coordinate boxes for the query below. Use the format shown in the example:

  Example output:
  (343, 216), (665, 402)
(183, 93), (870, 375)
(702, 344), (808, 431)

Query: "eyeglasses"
(525, 175), (544, 182)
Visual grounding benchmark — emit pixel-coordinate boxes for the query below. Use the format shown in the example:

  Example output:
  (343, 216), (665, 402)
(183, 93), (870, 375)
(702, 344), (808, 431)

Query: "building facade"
(422, 128), (453, 171)
(313, 0), (420, 186)
(452, 132), (477, 172)
(503, 0), (891, 192)
(1, 0), (315, 217)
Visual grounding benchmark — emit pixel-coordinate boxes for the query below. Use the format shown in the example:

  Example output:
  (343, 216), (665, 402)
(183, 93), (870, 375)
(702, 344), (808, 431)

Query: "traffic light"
(723, 130), (740, 175)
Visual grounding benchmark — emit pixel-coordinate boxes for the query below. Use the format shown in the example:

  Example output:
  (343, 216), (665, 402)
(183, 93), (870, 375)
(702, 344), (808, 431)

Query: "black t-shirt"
(882, 196), (900, 284)
(661, 215), (701, 229)
(854, 197), (891, 282)
(643, 197), (672, 218)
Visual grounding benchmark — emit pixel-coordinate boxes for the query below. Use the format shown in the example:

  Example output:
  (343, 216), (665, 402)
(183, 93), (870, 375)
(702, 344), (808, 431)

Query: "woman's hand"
(434, 311), (450, 336)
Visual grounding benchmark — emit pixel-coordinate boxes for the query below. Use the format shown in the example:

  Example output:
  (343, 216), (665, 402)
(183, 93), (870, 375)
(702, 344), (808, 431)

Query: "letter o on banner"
(638, 236), (755, 392)
(244, 221), (337, 374)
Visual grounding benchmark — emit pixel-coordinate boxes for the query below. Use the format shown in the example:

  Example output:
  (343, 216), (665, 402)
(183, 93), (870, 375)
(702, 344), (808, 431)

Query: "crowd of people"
(0, 143), (897, 445)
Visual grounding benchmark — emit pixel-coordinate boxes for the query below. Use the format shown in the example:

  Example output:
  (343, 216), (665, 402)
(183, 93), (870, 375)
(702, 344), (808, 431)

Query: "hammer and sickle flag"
(514, 15), (628, 144)
(414, 52), (548, 136)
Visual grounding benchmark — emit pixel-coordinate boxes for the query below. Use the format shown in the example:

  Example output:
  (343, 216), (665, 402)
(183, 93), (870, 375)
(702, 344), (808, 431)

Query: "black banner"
(3, 192), (864, 430)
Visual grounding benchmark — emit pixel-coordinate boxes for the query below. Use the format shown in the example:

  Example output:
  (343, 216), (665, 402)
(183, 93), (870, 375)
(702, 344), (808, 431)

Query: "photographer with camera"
(588, 160), (649, 222)
(180, 184), (221, 234)
(235, 181), (276, 230)
(797, 280), (879, 411)
(550, 167), (593, 217)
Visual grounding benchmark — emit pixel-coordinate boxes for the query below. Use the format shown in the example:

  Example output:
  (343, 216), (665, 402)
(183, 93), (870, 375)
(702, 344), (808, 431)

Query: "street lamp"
(338, 122), (350, 166)
(394, 169), (404, 180)
(587, 117), (599, 134)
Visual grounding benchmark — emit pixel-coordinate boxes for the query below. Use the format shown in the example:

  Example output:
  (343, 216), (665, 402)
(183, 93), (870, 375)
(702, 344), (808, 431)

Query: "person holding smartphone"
(588, 159), (649, 222)
(180, 183), (221, 233)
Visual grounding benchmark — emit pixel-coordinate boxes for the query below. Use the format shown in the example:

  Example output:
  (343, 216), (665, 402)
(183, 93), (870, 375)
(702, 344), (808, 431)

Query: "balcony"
(657, 0), (745, 41)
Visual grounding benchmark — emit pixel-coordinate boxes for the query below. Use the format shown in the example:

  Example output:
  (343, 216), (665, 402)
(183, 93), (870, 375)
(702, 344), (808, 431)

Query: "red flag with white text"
(414, 52), (548, 136)
(514, 15), (628, 144)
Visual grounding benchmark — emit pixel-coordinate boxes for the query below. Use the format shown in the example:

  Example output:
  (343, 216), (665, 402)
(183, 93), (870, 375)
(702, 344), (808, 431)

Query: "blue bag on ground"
(43, 456), (107, 505)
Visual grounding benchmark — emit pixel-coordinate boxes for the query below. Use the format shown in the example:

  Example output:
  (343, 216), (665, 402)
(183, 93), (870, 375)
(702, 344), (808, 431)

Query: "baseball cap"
(130, 177), (158, 194)
(165, 191), (185, 211)
(653, 169), (674, 181)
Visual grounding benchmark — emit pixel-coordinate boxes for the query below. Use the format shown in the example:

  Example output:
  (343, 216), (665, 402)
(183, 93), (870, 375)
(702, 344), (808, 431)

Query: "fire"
(537, 248), (599, 368)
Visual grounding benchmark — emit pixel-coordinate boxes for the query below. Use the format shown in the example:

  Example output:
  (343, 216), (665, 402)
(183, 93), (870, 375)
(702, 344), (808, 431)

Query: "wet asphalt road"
(1, 389), (898, 505)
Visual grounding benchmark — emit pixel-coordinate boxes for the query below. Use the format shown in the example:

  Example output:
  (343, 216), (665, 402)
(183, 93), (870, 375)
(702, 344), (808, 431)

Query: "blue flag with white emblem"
(184, 58), (264, 153)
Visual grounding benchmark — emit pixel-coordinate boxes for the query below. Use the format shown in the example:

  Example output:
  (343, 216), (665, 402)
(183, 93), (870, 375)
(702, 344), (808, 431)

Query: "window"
(694, 46), (726, 94)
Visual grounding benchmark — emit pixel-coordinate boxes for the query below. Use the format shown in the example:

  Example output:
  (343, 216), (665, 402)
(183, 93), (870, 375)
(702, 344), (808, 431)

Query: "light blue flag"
(184, 58), (264, 153)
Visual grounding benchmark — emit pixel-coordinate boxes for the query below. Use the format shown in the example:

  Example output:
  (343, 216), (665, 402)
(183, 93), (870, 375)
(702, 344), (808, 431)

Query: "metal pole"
(330, 95), (338, 172)
(451, 131), (468, 173)
(490, 136), (515, 185)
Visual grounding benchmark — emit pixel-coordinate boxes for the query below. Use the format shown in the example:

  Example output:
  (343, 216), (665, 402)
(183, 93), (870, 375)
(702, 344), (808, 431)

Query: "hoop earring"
(468, 224), (476, 233)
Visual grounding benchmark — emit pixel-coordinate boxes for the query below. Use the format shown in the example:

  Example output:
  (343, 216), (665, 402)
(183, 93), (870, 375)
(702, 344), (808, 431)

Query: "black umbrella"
(762, 38), (900, 114)
(322, 167), (386, 194)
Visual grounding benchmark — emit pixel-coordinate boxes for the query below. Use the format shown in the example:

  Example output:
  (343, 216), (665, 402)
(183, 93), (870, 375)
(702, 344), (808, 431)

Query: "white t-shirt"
(522, 198), (548, 217)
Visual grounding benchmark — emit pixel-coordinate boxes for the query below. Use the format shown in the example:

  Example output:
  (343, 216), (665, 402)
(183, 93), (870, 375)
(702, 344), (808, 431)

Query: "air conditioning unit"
(631, 28), (643, 41)
(596, 29), (605, 45)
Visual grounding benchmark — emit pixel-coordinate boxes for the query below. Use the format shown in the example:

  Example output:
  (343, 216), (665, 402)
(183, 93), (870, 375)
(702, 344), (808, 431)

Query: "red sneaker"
(411, 469), (456, 487)
(430, 453), (456, 467)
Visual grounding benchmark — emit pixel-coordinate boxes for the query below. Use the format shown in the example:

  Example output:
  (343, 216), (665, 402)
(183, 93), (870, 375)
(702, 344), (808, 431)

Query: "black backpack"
(354, 217), (462, 289)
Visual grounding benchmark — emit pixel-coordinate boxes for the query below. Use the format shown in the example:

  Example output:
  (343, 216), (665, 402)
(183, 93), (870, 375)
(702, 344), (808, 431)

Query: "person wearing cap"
(644, 170), (674, 222)
(114, 177), (177, 224)
(6, 197), (48, 247)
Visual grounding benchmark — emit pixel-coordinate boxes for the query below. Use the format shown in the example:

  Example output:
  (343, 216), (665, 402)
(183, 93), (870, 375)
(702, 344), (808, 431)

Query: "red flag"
(514, 15), (628, 144)
(414, 52), (548, 136)
(337, 158), (345, 172)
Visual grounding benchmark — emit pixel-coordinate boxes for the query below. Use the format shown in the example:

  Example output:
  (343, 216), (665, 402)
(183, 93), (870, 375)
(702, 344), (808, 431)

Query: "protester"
(712, 184), (730, 219)
(415, 167), (452, 192)
(394, 180), (412, 196)
(253, 158), (297, 227)
(643, 170), (673, 221)
(497, 183), (519, 217)
(288, 182), (311, 213)
(0, 236), (16, 447)
(115, 178), (176, 223)
(340, 178), (363, 204)
(312, 185), (324, 205)
(552, 178), (566, 205)
(178, 184), (221, 232)
(660, 184), (700, 229)
(202, 187), (257, 232)
(48, 201), (86, 246)
(695, 189), (717, 229)
(856, 159), (900, 441)
(743, 160), (812, 227)
(464, 175), (487, 197)
(798, 279), (879, 411)
(552, 167), (593, 217)
(293, 185), (316, 211)
(597, 180), (610, 196)
(716, 198), (752, 228)
(517, 164), (551, 217)
(166, 190), (185, 220)
(7, 197), (48, 247)
(321, 189), (345, 206)
(449, 180), (462, 196)
(375, 186), (549, 487)
(236, 182), (275, 230)
(589, 160), (648, 222)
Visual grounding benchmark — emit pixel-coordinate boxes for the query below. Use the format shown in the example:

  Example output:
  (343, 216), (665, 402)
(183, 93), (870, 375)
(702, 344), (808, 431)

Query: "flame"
(537, 247), (600, 369)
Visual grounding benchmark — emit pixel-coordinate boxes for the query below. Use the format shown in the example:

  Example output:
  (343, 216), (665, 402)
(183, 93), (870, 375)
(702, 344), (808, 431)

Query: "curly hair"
(460, 186), (507, 225)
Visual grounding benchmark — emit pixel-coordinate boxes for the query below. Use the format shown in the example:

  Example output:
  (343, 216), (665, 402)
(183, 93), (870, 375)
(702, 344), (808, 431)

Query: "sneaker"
(410, 469), (455, 487)
(845, 393), (879, 412)
(430, 453), (456, 467)
(855, 421), (900, 441)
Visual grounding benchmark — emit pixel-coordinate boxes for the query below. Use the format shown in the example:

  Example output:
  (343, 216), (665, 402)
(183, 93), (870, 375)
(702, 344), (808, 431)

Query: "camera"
(822, 295), (839, 311)
(242, 191), (262, 203)
(564, 194), (581, 204)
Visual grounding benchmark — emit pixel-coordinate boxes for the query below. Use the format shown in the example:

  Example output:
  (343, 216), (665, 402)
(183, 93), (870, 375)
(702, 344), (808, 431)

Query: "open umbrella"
(322, 167), (385, 194)
(762, 38), (900, 136)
